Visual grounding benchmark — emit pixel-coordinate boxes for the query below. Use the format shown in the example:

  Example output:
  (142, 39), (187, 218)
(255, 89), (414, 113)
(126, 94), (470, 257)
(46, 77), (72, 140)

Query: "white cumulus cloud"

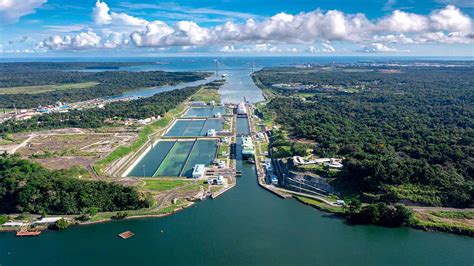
(0, 0), (47, 24)
(359, 43), (399, 53)
(34, 1), (474, 52)
(36, 31), (103, 50)
(93, 0), (147, 26)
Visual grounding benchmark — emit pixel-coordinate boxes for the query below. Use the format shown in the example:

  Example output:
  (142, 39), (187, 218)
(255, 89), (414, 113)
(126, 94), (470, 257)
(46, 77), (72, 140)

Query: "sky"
(0, 0), (473, 57)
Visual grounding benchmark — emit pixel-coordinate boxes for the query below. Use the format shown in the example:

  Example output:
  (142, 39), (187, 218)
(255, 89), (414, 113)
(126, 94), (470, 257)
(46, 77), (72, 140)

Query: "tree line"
(0, 62), (209, 108)
(0, 154), (152, 215)
(0, 84), (206, 133)
(260, 65), (473, 208)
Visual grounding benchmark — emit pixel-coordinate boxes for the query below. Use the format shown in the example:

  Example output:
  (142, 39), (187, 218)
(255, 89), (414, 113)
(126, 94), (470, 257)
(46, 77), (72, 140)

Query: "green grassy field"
(176, 180), (208, 192)
(88, 199), (187, 222)
(190, 88), (221, 103)
(295, 196), (344, 214)
(0, 138), (13, 145)
(143, 179), (192, 191)
(0, 82), (98, 95)
(412, 211), (474, 236)
(217, 144), (228, 159)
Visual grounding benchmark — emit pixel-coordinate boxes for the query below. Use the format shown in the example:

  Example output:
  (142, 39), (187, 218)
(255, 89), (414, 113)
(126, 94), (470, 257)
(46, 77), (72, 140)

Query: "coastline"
(1, 82), (237, 235)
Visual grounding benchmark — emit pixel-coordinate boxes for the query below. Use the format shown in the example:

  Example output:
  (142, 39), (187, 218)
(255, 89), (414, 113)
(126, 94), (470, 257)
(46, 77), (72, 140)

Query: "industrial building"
(192, 164), (206, 178)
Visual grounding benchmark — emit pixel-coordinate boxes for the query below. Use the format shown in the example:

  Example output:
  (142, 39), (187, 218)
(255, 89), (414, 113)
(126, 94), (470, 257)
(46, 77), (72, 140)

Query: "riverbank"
(295, 195), (474, 237)
(1, 57), (473, 266)
(0, 80), (236, 234)
(251, 81), (474, 238)
(0, 200), (194, 233)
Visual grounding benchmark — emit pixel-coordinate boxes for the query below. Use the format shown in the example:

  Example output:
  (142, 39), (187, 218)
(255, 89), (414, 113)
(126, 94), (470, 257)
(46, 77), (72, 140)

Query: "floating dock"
(16, 231), (41, 237)
(118, 231), (135, 239)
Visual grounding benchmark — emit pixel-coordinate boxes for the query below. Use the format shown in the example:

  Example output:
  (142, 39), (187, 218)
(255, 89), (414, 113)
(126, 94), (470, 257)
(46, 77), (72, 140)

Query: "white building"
(218, 160), (226, 168)
(207, 129), (216, 137)
(192, 164), (206, 178)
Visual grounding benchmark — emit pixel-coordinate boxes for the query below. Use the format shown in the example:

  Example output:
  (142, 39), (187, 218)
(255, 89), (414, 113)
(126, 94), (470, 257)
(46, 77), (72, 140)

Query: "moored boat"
(16, 231), (41, 237)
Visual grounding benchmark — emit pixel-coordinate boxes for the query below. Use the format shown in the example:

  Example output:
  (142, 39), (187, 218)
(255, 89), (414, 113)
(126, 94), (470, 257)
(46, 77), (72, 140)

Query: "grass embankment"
(295, 196), (344, 214)
(223, 121), (230, 131)
(93, 106), (183, 174)
(217, 144), (228, 159)
(190, 88), (221, 103)
(0, 82), (98, 95)
(88, 199), (187, 222)
(143, 179), (192, 192)
(411, 211), (474, 237)
(297, 195), (474, 236)
(175, 180), (208, 192)
(211, 186), (223, 193)
(143, 179), (208, 193)
(0, 133), (19, 145)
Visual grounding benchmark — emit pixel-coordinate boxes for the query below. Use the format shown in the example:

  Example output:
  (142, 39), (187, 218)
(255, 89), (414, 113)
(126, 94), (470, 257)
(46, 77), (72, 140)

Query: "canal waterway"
(0, 57), (473, 265)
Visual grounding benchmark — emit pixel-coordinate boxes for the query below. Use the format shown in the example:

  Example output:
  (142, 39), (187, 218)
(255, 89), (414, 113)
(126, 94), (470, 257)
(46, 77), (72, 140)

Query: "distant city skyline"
(1, 0), (473, 57)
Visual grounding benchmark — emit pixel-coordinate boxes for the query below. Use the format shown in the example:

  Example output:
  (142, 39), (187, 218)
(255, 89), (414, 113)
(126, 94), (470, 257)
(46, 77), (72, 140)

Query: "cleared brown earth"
(15, 129), (137, 170)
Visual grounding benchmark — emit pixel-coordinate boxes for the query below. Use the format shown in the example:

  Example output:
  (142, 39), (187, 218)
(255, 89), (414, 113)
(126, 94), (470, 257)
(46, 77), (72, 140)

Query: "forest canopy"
(0, 155), (151, 214)
(0, 62), (209, 108)
(0, 83), (207, 133)
(257, 65), (474, 208)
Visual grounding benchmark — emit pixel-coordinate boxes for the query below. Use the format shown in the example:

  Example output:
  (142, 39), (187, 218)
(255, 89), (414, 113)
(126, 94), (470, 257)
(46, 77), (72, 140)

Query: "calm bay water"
(0, 56), (473, 265)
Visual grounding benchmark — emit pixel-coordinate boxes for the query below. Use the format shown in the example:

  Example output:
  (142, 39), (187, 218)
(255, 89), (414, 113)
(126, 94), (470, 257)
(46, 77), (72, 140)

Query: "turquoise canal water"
(127, 140), (175, 177)
(181, 140), (218, 177)
(164, 118), (223, 137)
(1, 115), (472, 266)
(1, 57), (473, 265)
(183, 106), (226, 117)
(127, 139), (218, 178)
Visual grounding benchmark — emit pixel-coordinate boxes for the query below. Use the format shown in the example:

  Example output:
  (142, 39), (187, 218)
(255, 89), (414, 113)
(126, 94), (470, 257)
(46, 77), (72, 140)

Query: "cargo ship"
(241, 136), (255, 158)
(237, 102), (247, 116)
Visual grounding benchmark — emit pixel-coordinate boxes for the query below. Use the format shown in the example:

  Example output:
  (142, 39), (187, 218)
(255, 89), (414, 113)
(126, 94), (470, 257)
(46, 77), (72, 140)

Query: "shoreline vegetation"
(1, 61), (472, 238)
(0, 71), (231, 232)
(295, 196), (474, 237)
(253, 64), (473, 237)
(0, 62), (210, 109)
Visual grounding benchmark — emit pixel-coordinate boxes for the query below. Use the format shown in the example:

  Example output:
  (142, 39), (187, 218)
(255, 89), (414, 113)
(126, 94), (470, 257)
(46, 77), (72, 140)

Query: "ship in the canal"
(241, 136), (255, 159)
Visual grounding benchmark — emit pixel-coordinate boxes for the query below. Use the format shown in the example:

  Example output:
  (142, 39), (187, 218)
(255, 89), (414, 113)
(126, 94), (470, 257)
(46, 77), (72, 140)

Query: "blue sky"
(1, 0), (473, 56)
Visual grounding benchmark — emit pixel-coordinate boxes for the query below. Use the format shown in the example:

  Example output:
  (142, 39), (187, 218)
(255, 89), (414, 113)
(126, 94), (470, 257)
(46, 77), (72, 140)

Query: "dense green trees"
(0, 84), (204, 133)
(260, 65), (473, 208)
(345, 201), (413, 227)
(0, 62), (208, 108)
(0, 155), (151, 215)
(51, 219), (70, 230)
(270, 130), (309, 158)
